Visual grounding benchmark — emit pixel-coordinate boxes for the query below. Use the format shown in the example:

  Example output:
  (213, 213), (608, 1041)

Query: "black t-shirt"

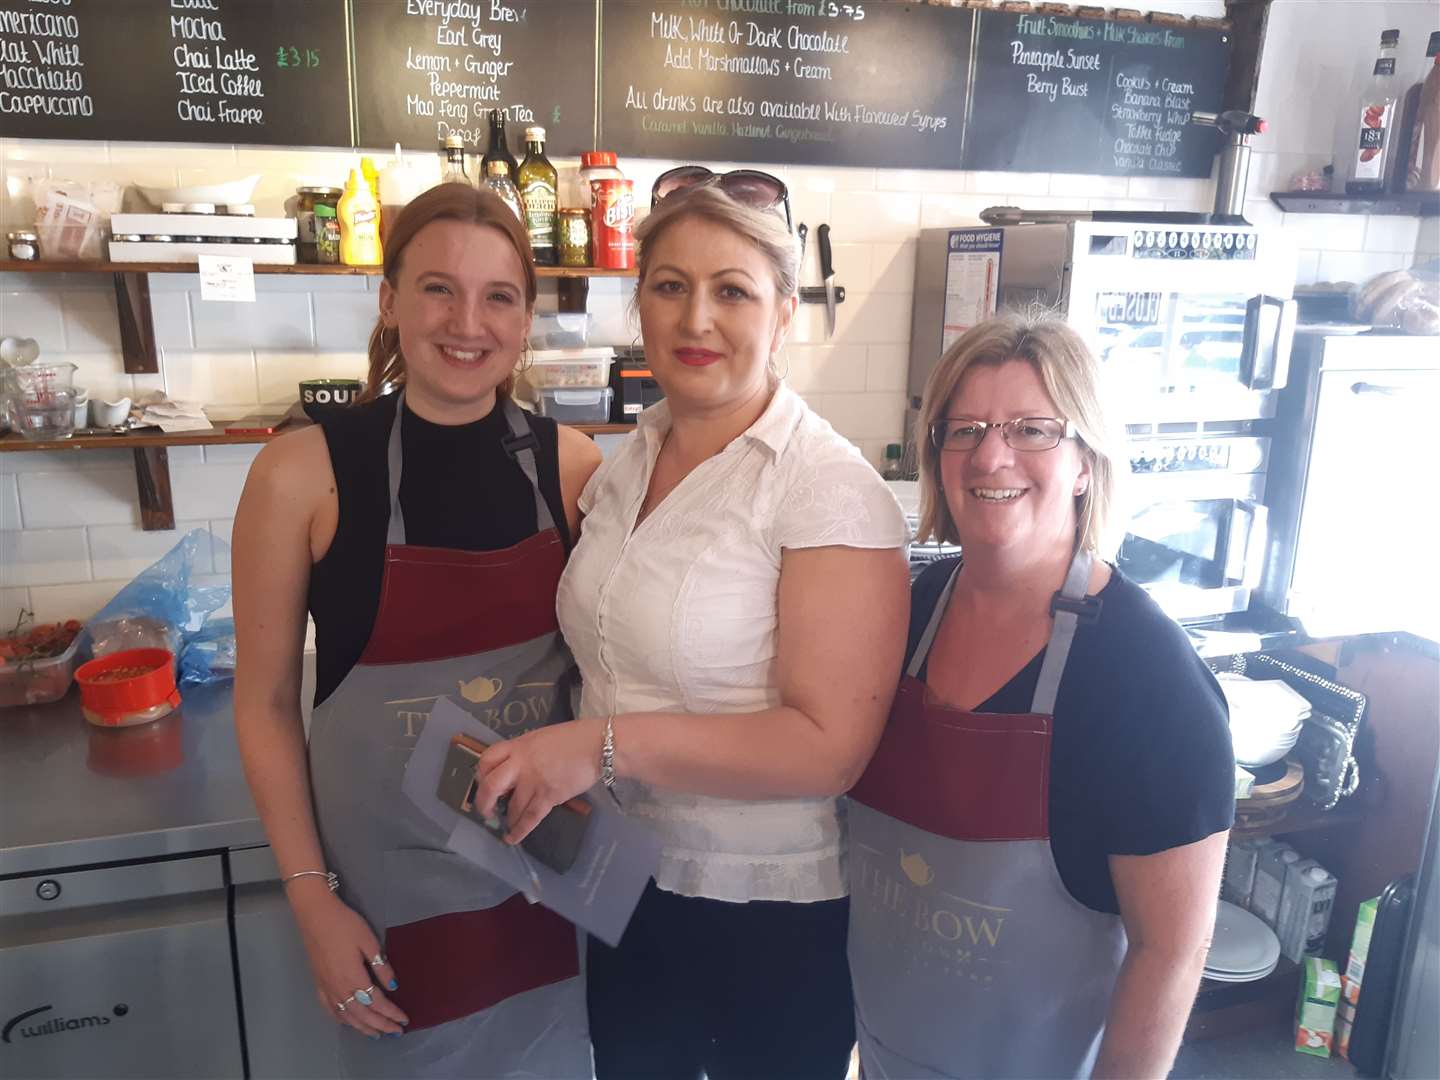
(907, 557), (1234, 914)
(308, 393), (570, 707)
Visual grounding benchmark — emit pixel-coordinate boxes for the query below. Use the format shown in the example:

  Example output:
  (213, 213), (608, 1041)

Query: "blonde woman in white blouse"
(473, 173), (910, 1078)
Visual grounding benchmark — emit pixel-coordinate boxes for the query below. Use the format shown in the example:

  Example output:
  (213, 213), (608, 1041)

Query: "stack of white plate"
(1204, 900), (1281, 982)
(1216, 673), (1312, 768)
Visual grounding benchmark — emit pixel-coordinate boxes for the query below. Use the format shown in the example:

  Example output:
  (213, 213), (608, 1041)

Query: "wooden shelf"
(1232, 802), (1364, 842)
(0, 420), (633, 453)
(0, 259), (637, 278)
(0, 419), (634, 529)
(0, 256), (637, 526)
(1270, 190), (1440, 217)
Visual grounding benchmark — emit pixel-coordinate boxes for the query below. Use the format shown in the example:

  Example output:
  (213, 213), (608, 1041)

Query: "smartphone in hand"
(436, 733), (592, 874)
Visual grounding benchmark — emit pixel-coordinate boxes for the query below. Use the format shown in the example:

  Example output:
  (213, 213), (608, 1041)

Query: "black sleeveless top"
(308, 393), (571, 706)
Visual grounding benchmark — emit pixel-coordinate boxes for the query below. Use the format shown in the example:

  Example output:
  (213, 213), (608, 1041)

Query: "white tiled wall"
(1246, 0), (1440, 283)
(6, 0), (1436, 619)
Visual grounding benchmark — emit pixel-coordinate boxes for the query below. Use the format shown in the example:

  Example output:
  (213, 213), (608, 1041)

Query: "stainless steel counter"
(0, 681), (265, 876)
(0, 664), (340, 1080)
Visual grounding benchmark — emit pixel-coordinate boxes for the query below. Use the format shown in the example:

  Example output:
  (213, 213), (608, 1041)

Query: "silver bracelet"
(281, 869), (340, 892)
(600, 716), (622, 808)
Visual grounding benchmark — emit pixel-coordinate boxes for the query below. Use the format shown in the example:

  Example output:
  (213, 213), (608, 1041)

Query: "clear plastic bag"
(1351, 261), (1440, 334)
(32, 177), (122, 262)
(86, 529), (230, 673)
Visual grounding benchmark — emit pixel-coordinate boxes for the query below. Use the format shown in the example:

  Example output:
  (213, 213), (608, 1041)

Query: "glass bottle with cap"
(482, 160), (525, 223)
(482, 108), (519, 182)
(518, 126), (559, 265)
(441, 134), (472, 187)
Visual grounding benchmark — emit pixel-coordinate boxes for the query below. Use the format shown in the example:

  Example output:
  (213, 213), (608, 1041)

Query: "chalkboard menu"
(0, 0), (351, 146)
(351, 0), (597, 155)
(598, 0), (972, 169)
(0, 0), (1231, 181)
(962, 12), (1227, 178)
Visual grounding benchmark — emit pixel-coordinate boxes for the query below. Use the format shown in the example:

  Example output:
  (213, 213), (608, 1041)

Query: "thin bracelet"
(600, 716), (623, 808)
(281, 869), (340, 892)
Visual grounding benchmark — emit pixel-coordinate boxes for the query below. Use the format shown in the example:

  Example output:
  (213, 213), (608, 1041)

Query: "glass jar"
(296, 186), (343, 263)
(577, 151), (623, 209)
(314, 203), (341, 264)
(558, 208), (591, 267)
(8, 231), (39, 261)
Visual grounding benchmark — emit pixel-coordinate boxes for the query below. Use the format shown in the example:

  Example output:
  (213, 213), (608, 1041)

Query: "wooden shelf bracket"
(114, 271), (159, 375)
(133, 446), (175, 531)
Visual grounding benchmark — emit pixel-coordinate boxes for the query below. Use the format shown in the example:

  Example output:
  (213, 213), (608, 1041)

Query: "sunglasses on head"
(650, 166), (793, 232)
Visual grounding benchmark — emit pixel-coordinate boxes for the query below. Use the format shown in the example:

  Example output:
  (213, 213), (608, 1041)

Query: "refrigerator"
(1259, 331), (1440, 641)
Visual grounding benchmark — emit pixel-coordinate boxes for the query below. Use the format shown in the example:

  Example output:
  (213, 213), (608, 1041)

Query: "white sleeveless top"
(556, 385), (909, 902)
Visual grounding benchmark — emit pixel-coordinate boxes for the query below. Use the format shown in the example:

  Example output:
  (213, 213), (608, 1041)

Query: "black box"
(609, 348), (664, 422)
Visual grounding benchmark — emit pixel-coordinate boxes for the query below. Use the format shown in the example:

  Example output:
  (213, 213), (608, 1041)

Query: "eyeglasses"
(650, 166), (793, 233)
(929, 417), (1077, 453)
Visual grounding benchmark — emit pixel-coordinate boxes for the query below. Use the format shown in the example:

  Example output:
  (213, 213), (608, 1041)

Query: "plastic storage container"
(75, 647), (181, 728)
(528, 348), (614, 389)
(0, 634), (82, 707)
(537, 387), (613, 423)
(528, 313), (591, 350)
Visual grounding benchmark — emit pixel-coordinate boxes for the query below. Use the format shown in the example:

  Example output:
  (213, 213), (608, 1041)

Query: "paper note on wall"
(198, 255), (256, 303)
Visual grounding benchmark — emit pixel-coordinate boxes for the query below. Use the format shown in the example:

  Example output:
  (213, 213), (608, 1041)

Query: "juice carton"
(1295, 956), (1342, 1058)
(1252, 842), (1300, 928)
(1342, 896), (1380, 1005)
(1277, 859), (1338, 963)
(1221, 837), (1267, 908)
(1336, 996), (1358, 1061)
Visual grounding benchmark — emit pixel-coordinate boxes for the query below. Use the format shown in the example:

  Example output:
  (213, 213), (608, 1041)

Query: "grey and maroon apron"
(308, 392), (590, 1079)
(848, 549), (1127, 1080)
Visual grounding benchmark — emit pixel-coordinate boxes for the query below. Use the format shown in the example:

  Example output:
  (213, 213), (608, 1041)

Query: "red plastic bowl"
(74, 648), (180, 727)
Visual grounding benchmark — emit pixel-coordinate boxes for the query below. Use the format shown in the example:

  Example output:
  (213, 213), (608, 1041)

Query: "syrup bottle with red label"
(1338, 29), (1401, 194)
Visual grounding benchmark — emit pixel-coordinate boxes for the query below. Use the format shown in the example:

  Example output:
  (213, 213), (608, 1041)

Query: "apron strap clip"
(1050, 592), (1102, 626)
(501, 430), (539, 459)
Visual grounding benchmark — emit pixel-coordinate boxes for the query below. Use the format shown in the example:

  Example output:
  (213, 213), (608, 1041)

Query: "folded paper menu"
(402, 695), (662, 946)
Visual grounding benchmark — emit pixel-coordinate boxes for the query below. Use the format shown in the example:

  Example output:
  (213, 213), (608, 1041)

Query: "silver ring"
(354, 986), (375, 1007)
(368, 953), (386, 968)
(336, 1000), (348, 1013)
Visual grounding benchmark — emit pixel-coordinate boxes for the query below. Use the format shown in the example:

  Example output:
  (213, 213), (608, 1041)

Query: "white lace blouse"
(556, 385), (909, 902)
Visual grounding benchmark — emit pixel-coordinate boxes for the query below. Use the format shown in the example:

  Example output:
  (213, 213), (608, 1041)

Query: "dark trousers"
(587, 881), (856, 1080)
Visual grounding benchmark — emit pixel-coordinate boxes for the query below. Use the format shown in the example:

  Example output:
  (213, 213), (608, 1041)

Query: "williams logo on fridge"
(2, 1003), (129, 1044)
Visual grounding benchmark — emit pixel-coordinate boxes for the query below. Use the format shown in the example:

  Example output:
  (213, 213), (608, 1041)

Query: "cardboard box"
(1295, 956), (1342, 1058)
(1342, 896), (1380, 1006)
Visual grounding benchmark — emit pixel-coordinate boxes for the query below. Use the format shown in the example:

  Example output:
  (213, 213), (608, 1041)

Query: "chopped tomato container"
(0, 633), (83, 707)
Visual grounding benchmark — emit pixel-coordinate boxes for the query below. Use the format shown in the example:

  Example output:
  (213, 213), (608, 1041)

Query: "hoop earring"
(517, 341), (533, 374)
(772, 352), (790, 381)
(381, 325), (400, 359)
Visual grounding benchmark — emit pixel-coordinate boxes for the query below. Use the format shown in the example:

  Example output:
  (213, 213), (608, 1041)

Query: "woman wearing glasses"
(472, 167), (910, 1078)
(846, 312), (1232, 1080)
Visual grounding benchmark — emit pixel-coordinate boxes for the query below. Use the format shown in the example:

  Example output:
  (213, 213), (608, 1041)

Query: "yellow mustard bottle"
(339, 168), (382, 266)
